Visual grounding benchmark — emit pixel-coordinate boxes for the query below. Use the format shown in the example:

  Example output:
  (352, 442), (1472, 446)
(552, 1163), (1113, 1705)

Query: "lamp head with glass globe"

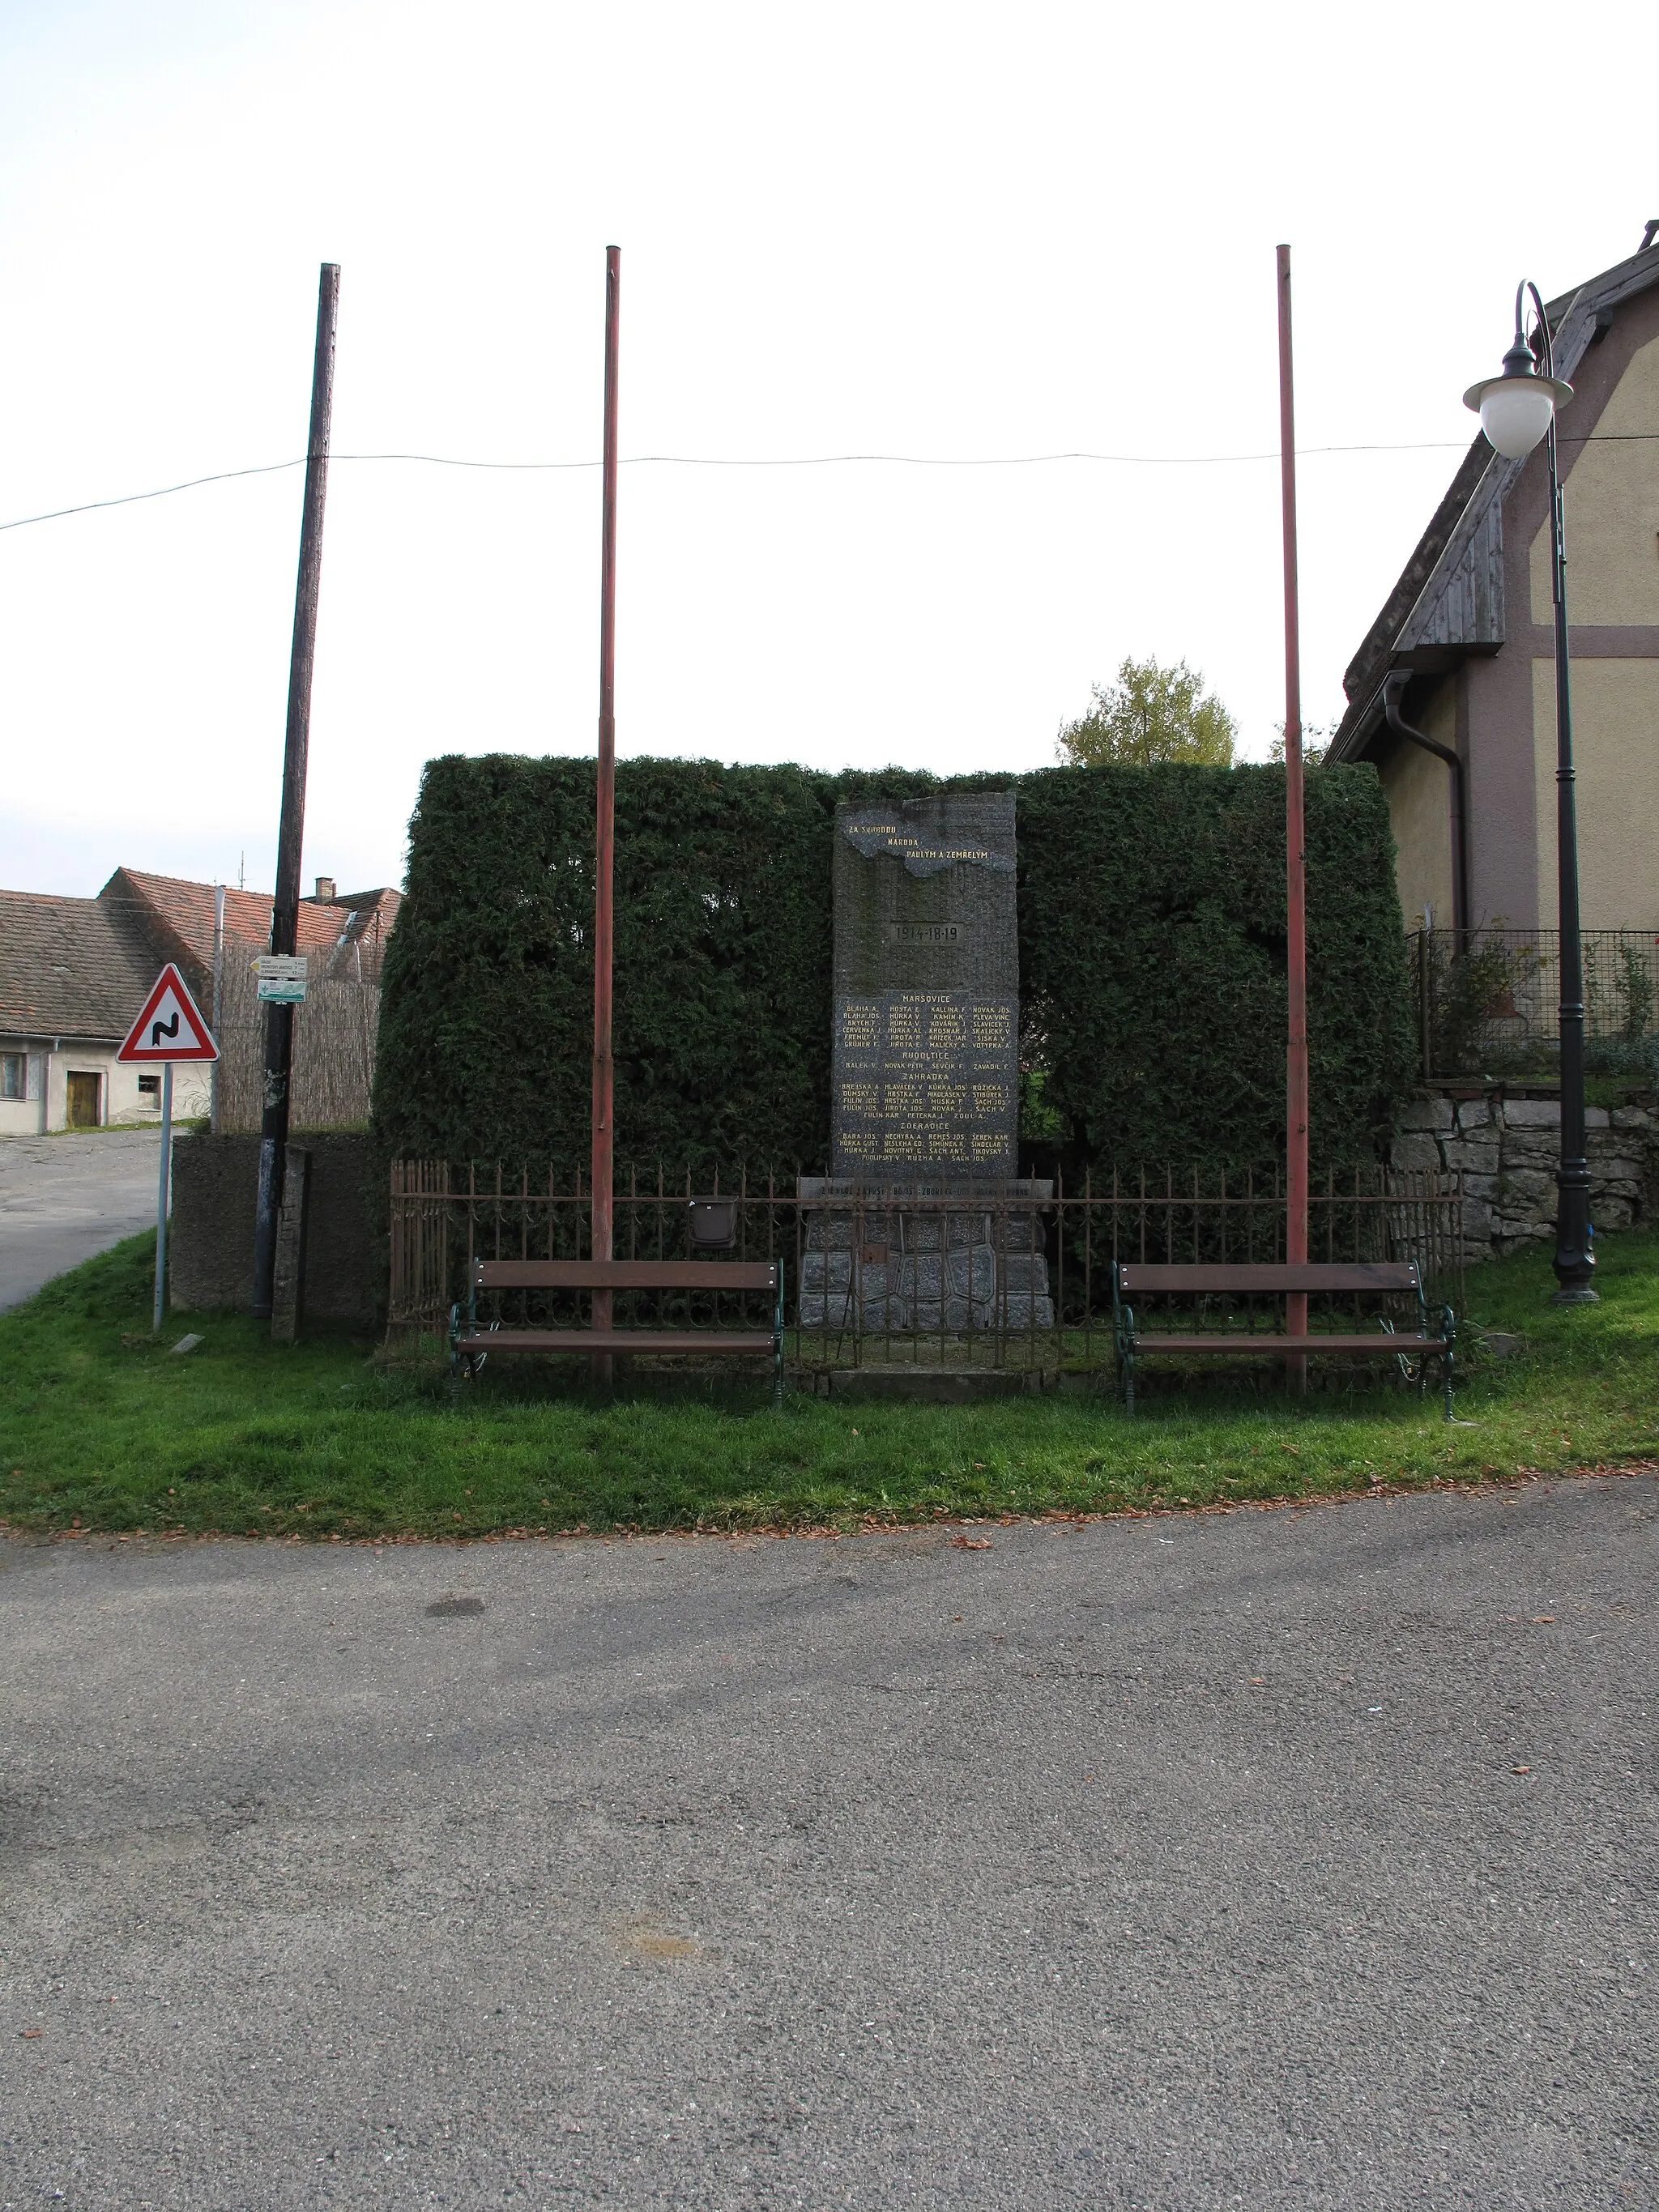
(1463, 283), (1572, 457)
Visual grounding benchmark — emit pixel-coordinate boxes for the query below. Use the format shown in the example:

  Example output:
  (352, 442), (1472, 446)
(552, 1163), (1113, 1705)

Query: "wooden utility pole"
(253, 262), (339, 1318)
(591, 246), (621, 1379)
(1277, 244), (1309, 1392)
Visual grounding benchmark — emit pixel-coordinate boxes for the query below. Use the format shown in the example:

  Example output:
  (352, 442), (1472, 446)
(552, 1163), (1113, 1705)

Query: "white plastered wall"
(1377, 678), (1456, 930)
(0, 1046), (213, 1134)
(1531, 330), (1659, 625)
(0, 1043), (45, 1136)
(1527, 329), (1659, 931)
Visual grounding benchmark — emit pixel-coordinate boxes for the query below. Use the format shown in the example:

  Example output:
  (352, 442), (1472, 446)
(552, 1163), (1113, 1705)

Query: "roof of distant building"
(100, 869), (402, 987)
(0, 868), (403, 1043)
(0, 889), (161, 1041)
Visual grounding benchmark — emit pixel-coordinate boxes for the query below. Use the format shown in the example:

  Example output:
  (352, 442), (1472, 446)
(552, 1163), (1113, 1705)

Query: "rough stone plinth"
(796, 1177), (1055, 1333)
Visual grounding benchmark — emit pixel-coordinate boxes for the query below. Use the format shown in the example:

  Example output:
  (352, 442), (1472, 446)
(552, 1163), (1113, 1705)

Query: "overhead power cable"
(0, 432), (1646, 535)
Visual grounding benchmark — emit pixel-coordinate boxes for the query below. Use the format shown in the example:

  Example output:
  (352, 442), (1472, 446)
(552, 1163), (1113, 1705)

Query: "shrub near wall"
(1017, 762), (1416, 1178)
(373, 755), (858, 1182)
(373, 754), (1414, 1181)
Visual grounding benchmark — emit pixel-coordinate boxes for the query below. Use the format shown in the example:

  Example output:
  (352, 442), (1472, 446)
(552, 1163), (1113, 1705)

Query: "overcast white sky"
(2, 0), (1654, 899)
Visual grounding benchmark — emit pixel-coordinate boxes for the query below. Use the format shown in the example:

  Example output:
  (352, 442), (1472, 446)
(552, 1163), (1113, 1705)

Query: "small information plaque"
(255, 955), (309, 1004)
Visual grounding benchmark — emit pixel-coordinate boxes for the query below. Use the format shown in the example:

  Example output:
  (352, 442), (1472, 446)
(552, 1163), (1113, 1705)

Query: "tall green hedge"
(373, 754), (1414, 1179)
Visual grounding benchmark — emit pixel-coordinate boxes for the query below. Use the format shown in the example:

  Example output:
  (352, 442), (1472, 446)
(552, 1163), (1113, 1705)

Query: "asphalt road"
(2, 1476), (1654, 2210)
(0, 1129), (168, 1311)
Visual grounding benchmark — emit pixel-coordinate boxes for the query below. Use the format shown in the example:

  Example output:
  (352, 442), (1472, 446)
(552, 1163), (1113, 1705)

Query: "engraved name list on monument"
(831, 795), (1019, 1178)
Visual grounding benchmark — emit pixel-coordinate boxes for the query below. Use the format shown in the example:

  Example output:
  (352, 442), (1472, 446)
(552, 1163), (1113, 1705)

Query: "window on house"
(1, 1053), (24, 1100)
(138, 1074), (161, 1103)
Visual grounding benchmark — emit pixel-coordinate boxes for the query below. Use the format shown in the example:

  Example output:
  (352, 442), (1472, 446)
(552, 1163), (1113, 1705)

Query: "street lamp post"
(1464, 283), (1597, 1303)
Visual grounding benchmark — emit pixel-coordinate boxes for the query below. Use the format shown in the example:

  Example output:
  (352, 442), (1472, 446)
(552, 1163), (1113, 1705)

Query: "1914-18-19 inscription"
(884, 921), (965, 945)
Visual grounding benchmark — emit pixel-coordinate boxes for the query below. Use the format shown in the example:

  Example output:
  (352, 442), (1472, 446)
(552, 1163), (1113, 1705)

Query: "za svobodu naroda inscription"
(831, 795), (1019, 1178)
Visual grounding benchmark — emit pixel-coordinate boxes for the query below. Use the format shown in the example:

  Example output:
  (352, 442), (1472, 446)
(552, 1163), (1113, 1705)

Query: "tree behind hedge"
(1056, 655), (1236, 766)
(373, 753), (1414, 1180)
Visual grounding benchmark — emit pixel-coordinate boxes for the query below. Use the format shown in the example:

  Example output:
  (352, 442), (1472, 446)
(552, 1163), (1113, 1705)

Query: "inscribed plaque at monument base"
(831, 794), (1018, 1178)
(800, 793), (1053, 1334)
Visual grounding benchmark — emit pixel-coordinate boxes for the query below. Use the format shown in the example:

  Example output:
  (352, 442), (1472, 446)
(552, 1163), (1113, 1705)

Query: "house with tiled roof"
(100, 869), (401, 997)
(0, 889), (194, 1132)
(0, 868), (400, 1134)
(1328, 228), (1659, 936)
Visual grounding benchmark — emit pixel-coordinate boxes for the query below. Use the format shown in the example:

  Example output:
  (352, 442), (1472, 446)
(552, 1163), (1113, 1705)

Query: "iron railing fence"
(1410, 927), (1659, 1081)
(388, 1161), (1462, 1375)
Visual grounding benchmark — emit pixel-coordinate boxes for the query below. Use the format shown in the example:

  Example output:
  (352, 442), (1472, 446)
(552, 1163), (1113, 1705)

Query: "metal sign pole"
(1277, 243), (1309, 1392)
(153, 1062), (173, 1333)
(211, 883), (225, 1136)
(118, 965), (215, 1336)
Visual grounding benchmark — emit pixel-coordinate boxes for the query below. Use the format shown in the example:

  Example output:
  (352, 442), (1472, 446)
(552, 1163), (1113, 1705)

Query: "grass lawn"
(2, 1230), (1655, 1541)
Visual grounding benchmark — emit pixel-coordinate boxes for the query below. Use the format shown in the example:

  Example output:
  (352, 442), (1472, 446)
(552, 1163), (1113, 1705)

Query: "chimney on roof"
(313, 876), (337, 901)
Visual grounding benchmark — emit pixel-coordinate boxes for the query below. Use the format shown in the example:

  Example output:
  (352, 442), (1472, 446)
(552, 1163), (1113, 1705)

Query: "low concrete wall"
(1390, 1090), (1659, 1262)
(171, 1132), (381, 1327)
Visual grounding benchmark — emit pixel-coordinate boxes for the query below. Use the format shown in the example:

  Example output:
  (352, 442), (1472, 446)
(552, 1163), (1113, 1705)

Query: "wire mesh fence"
(1410, 926), (1659, 1081)
(387, 1160), (1462, 1375)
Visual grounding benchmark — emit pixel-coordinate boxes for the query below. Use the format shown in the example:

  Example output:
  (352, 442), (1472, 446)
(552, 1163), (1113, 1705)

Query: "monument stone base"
(796, 1177), (1055, 1332)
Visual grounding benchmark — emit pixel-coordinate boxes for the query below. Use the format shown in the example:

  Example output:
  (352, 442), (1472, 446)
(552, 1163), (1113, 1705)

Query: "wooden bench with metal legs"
(450, 1258), (784, 1402)
(1112, 1260), (1455, 1417)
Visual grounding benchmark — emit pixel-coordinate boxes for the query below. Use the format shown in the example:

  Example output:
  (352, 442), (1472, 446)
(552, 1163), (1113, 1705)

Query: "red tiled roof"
(0, 890), (163, 1041)
(100, 870), (274, 985)
(99, 869), (401, 987)
(292, 887), (403, 974)
(1, 869), (403, 1042)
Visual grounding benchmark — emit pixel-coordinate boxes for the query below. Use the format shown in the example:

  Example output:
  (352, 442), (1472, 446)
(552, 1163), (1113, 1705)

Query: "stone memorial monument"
(799, 794), (1053, 1336)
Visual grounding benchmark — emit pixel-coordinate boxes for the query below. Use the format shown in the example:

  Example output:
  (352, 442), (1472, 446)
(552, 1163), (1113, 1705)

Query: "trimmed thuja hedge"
(373, 754), (1415, 1180)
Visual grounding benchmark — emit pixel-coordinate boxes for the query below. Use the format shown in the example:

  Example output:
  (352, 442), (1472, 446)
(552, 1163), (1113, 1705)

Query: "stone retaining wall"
(1390, 1093), (1658, 1262)
(171, 1132), (381, 1326)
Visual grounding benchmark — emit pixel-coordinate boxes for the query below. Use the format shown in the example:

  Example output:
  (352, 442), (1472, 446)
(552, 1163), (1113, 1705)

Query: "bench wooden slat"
(1114, 1254), (1452, 1417)
(455, 1330), (778, 1355)
(1118, 1262), (1418, 1294)
(475, 1259), (777, 1291)
(1130, 1333), (1442, 1355)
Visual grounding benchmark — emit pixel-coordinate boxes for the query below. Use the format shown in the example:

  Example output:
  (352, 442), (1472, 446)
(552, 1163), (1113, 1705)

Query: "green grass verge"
(2, 1231), (1655, 1541)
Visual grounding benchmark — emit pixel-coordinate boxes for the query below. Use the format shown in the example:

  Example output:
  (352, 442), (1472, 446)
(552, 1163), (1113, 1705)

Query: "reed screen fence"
(212, 961), (380, 1133)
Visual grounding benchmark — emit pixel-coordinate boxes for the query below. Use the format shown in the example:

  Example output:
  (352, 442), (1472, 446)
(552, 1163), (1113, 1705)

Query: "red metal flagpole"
(591, 245), (621, 1379)
(1277, 244), (1309, 1392)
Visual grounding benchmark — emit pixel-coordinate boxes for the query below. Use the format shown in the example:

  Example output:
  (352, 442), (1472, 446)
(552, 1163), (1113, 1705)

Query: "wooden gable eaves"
(1331, 241), (1659, 764)
(1395, 245), (1659, 658)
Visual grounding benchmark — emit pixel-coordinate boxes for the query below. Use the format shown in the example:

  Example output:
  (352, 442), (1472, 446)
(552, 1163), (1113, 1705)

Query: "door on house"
(66, 1072), (101, 1127)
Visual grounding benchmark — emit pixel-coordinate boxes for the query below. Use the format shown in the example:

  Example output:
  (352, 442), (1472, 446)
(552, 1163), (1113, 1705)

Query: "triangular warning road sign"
(117, 964), (220, 1063)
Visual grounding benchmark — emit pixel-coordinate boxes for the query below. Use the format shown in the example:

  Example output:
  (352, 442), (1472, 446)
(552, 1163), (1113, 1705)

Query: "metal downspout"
(1383, 671), (1470, 939)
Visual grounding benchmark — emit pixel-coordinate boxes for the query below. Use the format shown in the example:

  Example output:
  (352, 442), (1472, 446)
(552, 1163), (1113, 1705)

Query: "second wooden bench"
(451, 1258), (785, 1400)
(1112, 1260), (1455, 1417)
